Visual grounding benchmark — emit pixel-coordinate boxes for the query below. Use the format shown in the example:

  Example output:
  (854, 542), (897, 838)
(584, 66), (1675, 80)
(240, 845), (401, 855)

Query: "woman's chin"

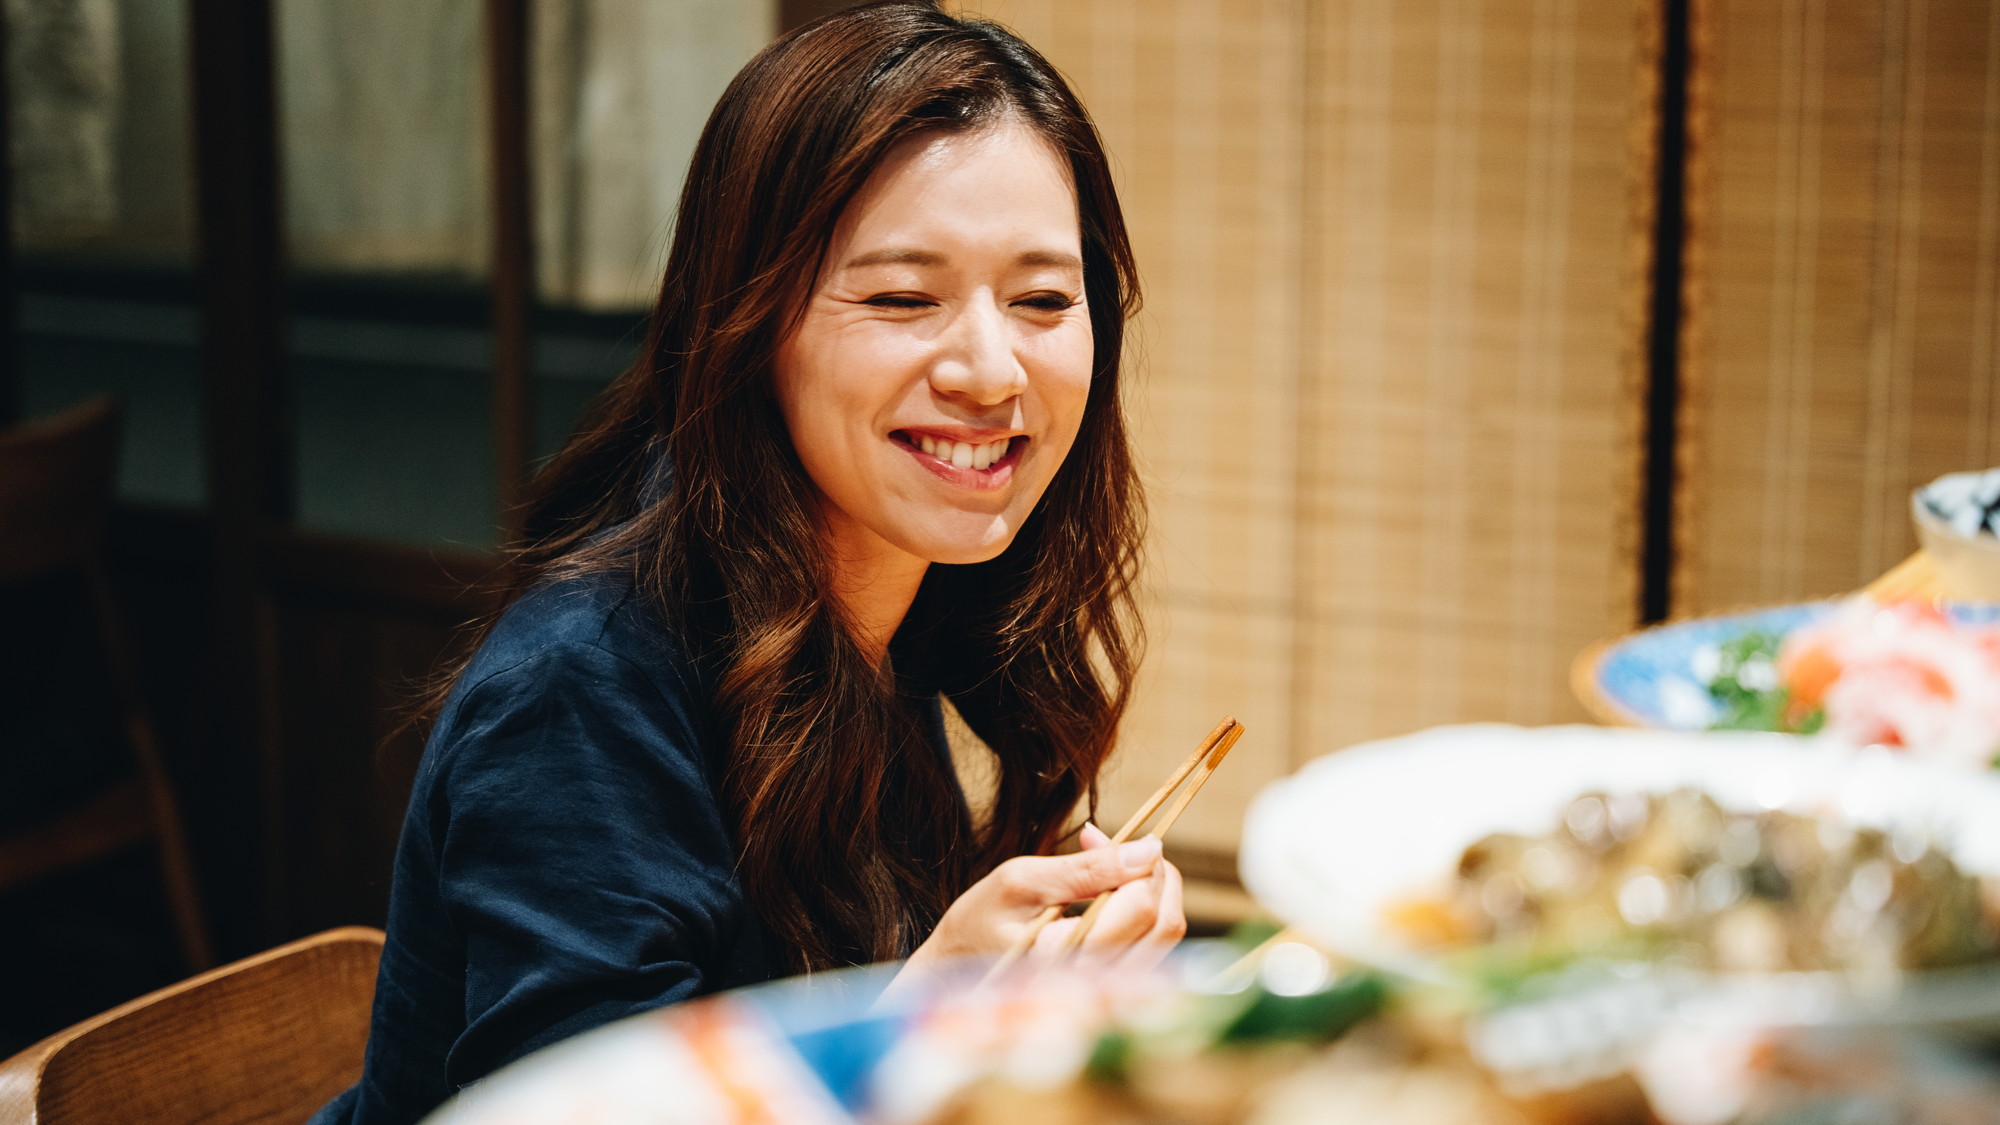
(898, 517), (1023, 567)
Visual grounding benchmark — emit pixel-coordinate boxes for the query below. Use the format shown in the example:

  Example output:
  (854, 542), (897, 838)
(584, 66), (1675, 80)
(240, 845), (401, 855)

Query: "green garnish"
(1705, 630), (1824, 734)
(1215, 972), (1388, 1045)
(1084, 1029), (1134, 1083)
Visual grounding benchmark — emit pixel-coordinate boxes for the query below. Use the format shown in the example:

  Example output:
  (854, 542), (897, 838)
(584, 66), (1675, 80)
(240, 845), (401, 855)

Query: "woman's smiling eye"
(862, 293), (935, 309)
(856, 290), (1079, 312)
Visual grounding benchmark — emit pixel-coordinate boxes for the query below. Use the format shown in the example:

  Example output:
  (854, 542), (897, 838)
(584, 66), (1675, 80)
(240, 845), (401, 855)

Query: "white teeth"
(914, 435), (1012, 470)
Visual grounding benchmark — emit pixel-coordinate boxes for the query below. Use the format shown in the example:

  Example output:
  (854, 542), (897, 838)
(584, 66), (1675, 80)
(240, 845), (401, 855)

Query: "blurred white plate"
(1237, 724), (2000, 984)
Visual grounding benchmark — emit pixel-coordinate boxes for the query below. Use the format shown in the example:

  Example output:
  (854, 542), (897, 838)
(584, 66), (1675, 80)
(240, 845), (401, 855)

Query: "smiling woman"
(775, 122), (1095, 655)
(307, 4), (1174, 1123)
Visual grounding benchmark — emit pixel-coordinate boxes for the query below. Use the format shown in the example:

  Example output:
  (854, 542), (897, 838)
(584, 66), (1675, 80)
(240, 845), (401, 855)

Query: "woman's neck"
(821, 520), (931, 666)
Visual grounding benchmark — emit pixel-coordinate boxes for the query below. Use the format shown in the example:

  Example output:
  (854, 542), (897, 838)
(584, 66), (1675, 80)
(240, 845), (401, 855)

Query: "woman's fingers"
(1079, 820), (1112, 850)
(1019, 865), (1183, 963)
(1116, 861), (1186, 971)
(1033, 914), (1080, 955)
(1079, 858), (1172, 950)
(992, 836), (1161, 909)
(956, 829), (1180, 970)
(905, 834), (1174, 989)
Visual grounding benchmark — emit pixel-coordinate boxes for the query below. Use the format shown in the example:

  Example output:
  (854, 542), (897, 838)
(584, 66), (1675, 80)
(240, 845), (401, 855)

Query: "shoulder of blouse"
(458, 567), (699, 705)
(413, 567), (724, 784)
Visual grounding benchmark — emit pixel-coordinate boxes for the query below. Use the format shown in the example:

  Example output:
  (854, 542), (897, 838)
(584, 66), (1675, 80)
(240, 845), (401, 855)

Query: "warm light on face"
(771, 121), (1092, 570)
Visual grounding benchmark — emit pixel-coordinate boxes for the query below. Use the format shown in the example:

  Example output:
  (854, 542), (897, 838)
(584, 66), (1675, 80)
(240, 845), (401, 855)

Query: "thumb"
(1080, 821), (1112, 850)
(1008, 836), (1161, 905)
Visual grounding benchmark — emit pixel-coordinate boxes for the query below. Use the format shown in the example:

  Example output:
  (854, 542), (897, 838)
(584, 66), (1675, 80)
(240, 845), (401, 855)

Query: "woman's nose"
(929, 299), (1027, 406)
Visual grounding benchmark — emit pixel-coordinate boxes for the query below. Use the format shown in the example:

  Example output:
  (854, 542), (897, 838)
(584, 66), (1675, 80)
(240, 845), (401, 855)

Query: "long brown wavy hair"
(434, 1), (1143, 972)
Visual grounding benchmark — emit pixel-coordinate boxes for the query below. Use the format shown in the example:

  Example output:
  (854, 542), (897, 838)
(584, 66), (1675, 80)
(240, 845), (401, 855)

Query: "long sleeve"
(312, 573), (780, 1125)
(434, 639), (747, 1084)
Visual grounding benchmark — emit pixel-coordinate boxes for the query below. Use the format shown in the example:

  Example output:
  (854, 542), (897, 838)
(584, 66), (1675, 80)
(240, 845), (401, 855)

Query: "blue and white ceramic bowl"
(1577, 602), (2000, 731)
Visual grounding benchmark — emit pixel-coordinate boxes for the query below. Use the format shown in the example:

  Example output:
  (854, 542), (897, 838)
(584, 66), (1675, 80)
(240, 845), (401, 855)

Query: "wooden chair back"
(0, 396), (122, 585)
(0, 927), (385, 1125)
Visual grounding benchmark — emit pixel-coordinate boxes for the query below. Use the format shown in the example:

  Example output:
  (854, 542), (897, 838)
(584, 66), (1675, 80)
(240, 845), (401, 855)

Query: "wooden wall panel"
(961, 1), (1659, 857)
(1680, 0), (2000, 611)
(1292, 0), (1655, 761)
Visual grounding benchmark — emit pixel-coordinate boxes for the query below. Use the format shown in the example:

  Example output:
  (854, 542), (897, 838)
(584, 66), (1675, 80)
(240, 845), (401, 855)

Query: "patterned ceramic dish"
(419, 948), (1377, 1125)
(1573, 601), (2000, 731)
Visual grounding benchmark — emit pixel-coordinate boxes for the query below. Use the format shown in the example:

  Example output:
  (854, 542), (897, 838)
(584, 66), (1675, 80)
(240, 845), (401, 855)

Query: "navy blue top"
(311, 569), (948, 1125)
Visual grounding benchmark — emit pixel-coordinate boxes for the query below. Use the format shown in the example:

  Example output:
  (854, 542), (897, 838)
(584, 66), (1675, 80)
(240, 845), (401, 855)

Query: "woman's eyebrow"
(1016, 249), (1082, 270)
(839, 248), (1083, 270)
(842, 247), (945, 269)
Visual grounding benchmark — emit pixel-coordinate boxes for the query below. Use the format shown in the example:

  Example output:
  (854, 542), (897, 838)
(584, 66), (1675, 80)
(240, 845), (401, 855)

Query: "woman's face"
(773, 121), (1092, 571)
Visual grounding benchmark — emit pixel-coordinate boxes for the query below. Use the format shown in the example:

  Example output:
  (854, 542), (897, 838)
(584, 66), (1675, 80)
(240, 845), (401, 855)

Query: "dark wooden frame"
(188, 0), (292, 943)
(486, 0), (536, 545)
(175, 0), (532, 946)
(187, 0), (540, 580)
(1641, 0), (1691, 624)
(0, 7), (14, 429)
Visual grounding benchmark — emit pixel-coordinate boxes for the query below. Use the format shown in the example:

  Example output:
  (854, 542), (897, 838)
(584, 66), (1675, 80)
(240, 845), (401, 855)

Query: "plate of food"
(434, 927), (1996, 1125)
(436, 725), (2000, 1125)
(1237, 724), (2000, 1010)
(1578, 467), (2000, 769)
(1577, 598), (2000, 768)
(425, 947), (1419, 1125)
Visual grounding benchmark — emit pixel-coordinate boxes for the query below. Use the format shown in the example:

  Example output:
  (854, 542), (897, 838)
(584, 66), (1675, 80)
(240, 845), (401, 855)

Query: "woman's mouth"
(891, 430), (1023, 490)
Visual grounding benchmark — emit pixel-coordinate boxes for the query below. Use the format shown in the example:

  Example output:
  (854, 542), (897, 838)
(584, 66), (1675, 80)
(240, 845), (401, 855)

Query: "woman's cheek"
(1029, 323), (1094, 424)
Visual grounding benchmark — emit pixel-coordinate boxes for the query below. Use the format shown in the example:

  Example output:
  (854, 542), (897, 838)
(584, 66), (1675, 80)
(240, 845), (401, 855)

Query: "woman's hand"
(881, 823), (1187, 1001)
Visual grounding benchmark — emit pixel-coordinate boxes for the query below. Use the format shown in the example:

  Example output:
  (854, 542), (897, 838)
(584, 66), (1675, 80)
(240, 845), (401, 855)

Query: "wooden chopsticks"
(980, 716), (1245, 984)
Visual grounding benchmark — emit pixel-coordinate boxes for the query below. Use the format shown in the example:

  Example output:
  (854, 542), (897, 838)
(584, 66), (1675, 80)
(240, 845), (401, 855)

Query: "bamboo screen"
(956, 1), (1662, 856)
(1678, 0), (2000, 612)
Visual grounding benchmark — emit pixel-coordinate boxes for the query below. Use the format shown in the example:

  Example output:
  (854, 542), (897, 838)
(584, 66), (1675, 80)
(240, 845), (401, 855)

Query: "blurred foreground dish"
(423, 938), (2000, 1125)
(1239, 724), (2000, 1122)
(1409, 787), (1998, 979)
(426, 726), (2000, 1125)
(1239, 724), (2000, 999)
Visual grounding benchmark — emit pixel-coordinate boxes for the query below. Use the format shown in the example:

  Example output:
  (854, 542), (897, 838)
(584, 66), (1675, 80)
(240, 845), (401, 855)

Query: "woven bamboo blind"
(1678, 0), (2000, 611)
(955, 1), (1661, 858)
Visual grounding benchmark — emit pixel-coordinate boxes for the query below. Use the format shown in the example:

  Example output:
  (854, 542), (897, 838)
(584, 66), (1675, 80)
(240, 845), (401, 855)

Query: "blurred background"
(0, 0), (1993, 1057)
